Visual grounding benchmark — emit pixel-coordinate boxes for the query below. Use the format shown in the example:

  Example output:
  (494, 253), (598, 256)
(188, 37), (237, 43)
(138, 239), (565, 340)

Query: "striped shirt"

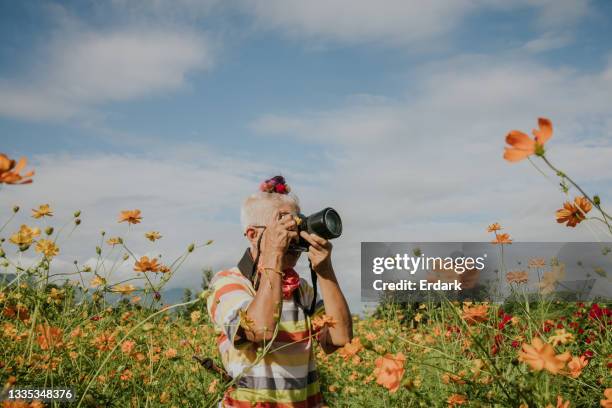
(207, 251), (325, 408)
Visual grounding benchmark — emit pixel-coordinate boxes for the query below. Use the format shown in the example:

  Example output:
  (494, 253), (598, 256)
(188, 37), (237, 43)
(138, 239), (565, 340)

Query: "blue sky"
(1, 0), (611, 310)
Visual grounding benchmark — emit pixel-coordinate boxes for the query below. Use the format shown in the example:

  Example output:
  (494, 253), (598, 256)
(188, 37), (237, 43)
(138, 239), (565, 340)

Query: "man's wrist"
(314, 260), (334, 277)
(260, 251), (284, 270)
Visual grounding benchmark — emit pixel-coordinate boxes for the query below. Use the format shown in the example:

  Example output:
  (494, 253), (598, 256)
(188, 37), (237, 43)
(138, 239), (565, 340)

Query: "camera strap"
(237, 243), (318, 317)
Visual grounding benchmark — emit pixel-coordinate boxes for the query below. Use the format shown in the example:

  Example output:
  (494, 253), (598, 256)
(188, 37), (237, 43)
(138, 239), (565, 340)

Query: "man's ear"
(245, 227), (259, 244)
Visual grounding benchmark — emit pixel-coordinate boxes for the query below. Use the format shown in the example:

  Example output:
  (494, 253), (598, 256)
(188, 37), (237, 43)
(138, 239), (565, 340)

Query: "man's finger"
(300, 231), (324, 250)
(308, 232), (329, 247)
(280, 218), (297, 229)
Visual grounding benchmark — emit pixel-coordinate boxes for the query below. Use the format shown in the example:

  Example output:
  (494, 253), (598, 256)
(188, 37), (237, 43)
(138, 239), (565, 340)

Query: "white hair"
(240, 192), (300, 233)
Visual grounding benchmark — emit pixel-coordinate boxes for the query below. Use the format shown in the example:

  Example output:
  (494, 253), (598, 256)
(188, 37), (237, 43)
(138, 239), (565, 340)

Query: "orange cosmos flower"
(36, 324), (64, 350)
(556, 196), (592, 227)
(518, 337), (571, 374)
(121, 340), (136, 355)
(547, 396), (570, 408)
(492, 233), (512, 244)
(373, 352), (405, 393)
(602, 388), (612, 408)
(0, 153), (34, 184)
(31, 204), (53, 219)
(119, 369), (133, 381)
(503, 117), (552, 162)
(506, 271), (529, 284)
(549, 329), (573, 347)
(92, 331), (116, 351)
(164, 348), (178, 359)
(462, 304), (489, 325)
(447, 394), (468, 407)
(338, 337), (364, 360)
(487, 223), (502, 232)
(118, 209), (142, 225)
(311, 314), (338, 332)
(566, 355), (588, 378)
(133, 256), (160, 273)
(528, 258), (546, 268)
(2, 401), (35, 408)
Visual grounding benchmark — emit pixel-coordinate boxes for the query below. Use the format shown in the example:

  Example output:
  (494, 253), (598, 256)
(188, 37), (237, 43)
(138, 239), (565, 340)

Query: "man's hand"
(299, 231), (332, 275)
(260, 211), (298, 268)
(300, 230), (353, 349)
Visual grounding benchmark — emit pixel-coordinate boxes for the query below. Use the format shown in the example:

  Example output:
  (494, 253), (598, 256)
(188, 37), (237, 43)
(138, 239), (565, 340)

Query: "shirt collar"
(237, 247), (255, 281)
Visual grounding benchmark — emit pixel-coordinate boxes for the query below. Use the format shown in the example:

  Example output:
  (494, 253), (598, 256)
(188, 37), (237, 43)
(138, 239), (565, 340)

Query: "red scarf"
(281, 268), (301, 300)
(257, 267), (300, 299)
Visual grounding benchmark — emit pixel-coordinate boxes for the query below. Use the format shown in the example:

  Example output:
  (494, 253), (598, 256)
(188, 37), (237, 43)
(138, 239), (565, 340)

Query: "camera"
(289, 207), (342, 252)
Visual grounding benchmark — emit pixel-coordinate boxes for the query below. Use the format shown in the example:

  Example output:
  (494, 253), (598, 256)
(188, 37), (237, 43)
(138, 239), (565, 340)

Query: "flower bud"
(45, 227), (54, 236)
(123, 254), (129, 261)
(101, 231), (106, 236)
(96, 246), (101, 255)
(0, 248), (4, 258)
(188, 243), (195, 253)
(12, 206), (19, 213)
(154, 291), (161, 301)
(594, 195), (601, 206)
(74, 218), (81, 225)
(74, 210), (81, 217)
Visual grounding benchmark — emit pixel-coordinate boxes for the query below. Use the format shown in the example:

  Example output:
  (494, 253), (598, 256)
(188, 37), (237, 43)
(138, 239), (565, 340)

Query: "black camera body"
(289, 207), (342, 252)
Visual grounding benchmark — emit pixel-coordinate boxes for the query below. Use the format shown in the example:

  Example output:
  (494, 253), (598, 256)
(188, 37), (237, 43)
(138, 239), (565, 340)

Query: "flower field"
(1, 118), (612, 407)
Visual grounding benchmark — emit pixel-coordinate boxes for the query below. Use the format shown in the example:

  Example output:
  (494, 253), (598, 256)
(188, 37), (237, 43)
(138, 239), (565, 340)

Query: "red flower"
(275, 183), (287, 193)
(498, 314), (513, 330)
(589, 303), (601, 318)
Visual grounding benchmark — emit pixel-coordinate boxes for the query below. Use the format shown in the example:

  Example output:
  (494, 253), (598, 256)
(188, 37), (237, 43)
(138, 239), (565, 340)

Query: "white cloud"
(242, 0), (476, 46)
(250, 53), (612, 307)
(0, 26), (213, 121)
(522, 31), (574, 53)
(238, 0), (590, 46)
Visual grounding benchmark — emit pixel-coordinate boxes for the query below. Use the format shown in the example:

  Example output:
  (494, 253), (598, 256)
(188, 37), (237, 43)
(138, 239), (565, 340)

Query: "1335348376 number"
(1, 387), (76, 402)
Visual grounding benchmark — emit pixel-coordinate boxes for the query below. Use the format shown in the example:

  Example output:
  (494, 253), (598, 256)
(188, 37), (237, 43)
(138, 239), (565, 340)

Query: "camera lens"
(305, 207), (342, 239)
(323, 208), (342, 237)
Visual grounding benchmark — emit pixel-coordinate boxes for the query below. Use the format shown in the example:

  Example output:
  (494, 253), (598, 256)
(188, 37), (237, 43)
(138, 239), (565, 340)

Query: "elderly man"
(207, 175), (352, 407)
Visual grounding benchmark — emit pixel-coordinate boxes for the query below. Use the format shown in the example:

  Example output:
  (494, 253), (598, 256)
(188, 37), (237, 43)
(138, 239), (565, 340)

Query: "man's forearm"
(317, 266), (353, 346)
(244, 252), (283, 342)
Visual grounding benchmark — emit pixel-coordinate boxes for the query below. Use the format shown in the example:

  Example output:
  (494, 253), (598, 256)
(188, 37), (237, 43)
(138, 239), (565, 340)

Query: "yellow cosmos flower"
(32, 204), (53, 219)
(111, 284), (137, 295)
(35, 239), (59, 258)
(145, 231), (162, 242)
(9, 224), (41, 246)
